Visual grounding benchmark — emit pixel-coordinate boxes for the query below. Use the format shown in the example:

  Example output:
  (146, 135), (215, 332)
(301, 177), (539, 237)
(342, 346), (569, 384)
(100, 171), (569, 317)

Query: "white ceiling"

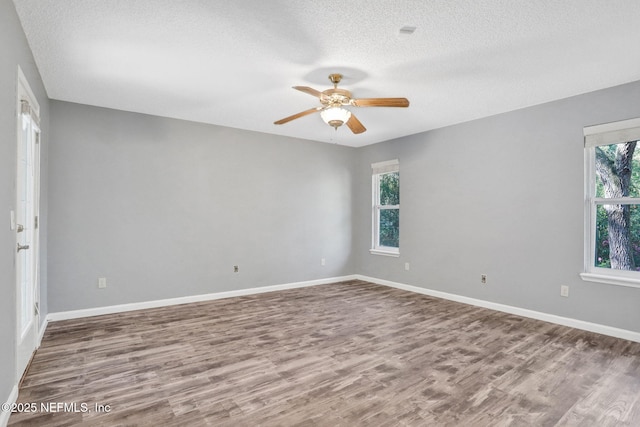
(13, 0), (640, 147)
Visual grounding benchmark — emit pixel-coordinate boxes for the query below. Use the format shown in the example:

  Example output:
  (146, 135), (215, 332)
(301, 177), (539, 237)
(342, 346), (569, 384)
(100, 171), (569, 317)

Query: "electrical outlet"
(560, 285), (569, 297)
(233, 265), (239, 273)
(405, 262), (410, 271)
(321, 258), (326, 266)
(481, 274), (487, 284)
(98, 277), (107, 289)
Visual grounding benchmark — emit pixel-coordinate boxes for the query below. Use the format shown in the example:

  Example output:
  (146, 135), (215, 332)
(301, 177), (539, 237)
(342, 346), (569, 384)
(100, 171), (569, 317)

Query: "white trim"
(41, 273), (640, 353)
(583, 135), (640, 285)
(579, 272), (640, 289)
(584, 147), (595, 274)
(15, 66), (42, 388)
(47, 275), (357, 322)
(371, 159), (399, 174)
(16, 67), (40, 116)
(356, 275), (640, 343)
(584, 117), (640, 148)
(0, 384), (19, 427)
(371, 163), (400, 254)
(584, 117), (640, 136)
(1, 320), (48, 427)
(37, 318), (48, 348)
(592, 197), (640, 205)
(369, 248), (400, 257)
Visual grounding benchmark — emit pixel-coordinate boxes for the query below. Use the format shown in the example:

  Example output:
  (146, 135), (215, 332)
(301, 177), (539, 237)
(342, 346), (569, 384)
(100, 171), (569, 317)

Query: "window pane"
(595, 204), (640, 270)
(379, 208), (399, 247)
(379, 172), (399, 205)
(595, 141), (640, 198)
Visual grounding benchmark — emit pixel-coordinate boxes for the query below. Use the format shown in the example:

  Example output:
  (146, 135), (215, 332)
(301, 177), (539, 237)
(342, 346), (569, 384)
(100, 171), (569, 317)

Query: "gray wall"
(48, 81), (640, 332)
(48, 101), (356, 312)
(355, 80), (640, 333)
(0, 0), (49, 409)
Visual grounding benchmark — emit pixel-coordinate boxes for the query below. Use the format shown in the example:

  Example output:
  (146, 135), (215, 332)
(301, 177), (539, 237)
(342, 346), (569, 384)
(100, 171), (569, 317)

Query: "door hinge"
(20, 99), (30, 115)
(34, 302), (39, 316)
(34, 216), (38, 229)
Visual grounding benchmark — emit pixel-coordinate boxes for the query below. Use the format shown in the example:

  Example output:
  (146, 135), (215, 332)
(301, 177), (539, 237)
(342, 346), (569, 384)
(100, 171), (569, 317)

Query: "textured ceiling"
(12, 0), (640, 147)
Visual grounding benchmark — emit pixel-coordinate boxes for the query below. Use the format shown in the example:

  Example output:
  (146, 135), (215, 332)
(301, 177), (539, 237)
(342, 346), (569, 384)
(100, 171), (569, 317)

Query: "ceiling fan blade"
(293, 86), (324, 99)
(274, 107), (321, 125)
(346, 113), (366, 134)
(351, 98), (410, 108)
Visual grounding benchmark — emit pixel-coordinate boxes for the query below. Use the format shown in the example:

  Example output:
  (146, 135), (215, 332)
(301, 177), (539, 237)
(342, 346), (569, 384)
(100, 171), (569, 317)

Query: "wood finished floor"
(9, 280), (640, 426)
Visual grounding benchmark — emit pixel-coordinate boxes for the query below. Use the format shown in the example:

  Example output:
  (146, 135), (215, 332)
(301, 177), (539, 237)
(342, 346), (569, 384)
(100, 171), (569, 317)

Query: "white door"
(15, 68), (41, 380)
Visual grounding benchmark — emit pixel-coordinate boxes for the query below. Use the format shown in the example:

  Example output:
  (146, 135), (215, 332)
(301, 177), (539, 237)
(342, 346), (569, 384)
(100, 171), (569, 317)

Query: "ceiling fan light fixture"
(320, 107), (351, 129)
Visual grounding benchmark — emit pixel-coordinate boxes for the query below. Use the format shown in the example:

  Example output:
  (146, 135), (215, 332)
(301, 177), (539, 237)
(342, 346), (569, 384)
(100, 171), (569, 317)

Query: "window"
(583, 118), (640, 287)
(371, 159), (399, 256)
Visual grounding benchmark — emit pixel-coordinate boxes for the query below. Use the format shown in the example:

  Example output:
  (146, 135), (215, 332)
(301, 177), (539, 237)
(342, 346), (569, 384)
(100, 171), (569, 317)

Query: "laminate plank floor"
(8, 280), (640, 426)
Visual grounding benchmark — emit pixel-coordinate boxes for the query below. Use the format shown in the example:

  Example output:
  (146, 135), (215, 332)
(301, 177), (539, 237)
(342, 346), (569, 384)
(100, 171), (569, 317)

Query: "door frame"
(15, 66), (41, 382)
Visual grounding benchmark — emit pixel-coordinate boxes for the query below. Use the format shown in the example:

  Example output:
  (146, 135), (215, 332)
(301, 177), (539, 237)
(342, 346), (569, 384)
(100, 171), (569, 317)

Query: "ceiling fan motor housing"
(321, 89), (353, 107)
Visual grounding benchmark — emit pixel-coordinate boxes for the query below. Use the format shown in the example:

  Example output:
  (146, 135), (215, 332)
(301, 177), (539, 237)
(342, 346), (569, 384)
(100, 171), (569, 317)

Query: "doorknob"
(16, 224), (24, 233)
(17, 243), (29, 252)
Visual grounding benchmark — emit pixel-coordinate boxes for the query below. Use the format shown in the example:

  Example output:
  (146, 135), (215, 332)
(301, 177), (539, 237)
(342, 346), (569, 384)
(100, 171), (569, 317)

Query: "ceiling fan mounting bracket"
(328, 73), (343, 87)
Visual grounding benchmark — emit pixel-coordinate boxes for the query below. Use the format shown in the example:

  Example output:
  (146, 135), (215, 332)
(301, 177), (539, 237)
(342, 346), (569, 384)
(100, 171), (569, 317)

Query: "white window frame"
(581, 117), (640, 288)
(370, 159), (400, 257)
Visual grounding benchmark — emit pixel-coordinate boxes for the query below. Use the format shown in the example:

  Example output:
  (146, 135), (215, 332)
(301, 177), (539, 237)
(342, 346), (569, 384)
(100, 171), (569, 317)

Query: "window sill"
(370, 248), (400, 257)
(580, 272), (640, 289)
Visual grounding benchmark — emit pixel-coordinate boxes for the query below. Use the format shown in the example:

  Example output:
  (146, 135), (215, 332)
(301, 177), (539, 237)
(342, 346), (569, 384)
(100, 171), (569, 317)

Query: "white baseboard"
(46, 273), (640, 343)
(1, 321), (49, 427)
(356, 275), (640, 343)
(37, 318), (48, 348)
(0, 384), (18, 427)
(47, 275), (358, 322)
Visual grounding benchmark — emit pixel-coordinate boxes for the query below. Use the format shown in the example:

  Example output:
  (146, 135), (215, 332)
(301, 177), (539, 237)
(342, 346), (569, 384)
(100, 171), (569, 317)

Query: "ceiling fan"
(274, 73), (410, 134)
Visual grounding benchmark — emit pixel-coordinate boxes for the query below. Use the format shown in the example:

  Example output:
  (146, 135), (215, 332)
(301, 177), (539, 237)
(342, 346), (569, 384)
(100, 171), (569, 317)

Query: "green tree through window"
(371, 159), (400, 255)
(594, 141), (640, 270)
(378, 172), (399, 247)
